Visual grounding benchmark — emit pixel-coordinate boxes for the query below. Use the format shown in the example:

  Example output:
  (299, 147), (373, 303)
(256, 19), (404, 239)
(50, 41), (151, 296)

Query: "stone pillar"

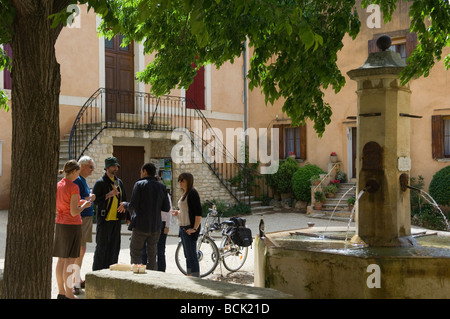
(347, 36), (414, 247)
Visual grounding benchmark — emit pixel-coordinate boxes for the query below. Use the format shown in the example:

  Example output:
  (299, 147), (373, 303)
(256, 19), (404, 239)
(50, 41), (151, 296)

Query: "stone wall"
(82, 128), (237, 206)
(85, 269), (292, 299)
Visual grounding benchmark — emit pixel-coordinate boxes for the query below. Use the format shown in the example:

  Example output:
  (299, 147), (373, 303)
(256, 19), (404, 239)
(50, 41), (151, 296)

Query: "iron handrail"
(68, 88), (269, 206)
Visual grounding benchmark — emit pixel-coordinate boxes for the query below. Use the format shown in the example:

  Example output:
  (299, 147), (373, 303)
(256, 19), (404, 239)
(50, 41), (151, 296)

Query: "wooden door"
(113, 146), (145, 200)
(186, 66), (205, 110)
(105, 35), (134, 121)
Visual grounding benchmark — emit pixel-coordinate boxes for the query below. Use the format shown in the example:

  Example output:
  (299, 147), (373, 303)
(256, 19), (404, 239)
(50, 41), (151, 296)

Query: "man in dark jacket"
(119, 162), (170, 270)
(92, 157), (127, 271)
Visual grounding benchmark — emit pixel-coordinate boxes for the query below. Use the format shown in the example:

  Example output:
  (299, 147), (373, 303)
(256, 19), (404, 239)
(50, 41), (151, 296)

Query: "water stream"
(410, 187), (449, 231)
(344, 189), (366, 248)
(324, 185), (356, 232)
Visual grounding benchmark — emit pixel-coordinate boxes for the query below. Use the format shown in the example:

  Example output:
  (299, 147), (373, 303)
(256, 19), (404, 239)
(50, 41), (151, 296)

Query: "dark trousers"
(142, 222), (168, 271)
(131, 228), (160, 270)
(93, 219), (122, 271)
(179, 227), (200, 277)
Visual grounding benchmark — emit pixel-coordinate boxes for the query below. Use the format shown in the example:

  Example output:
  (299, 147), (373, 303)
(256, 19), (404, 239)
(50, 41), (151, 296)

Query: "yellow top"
(105, 177), (119, 221)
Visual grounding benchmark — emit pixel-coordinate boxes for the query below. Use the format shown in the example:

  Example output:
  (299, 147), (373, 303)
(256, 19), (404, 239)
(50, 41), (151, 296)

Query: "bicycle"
(175, 200), (249, 278)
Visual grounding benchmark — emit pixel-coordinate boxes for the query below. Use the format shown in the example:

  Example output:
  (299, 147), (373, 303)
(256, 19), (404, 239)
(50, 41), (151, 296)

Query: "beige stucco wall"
(0, 100), (12, 209)
(56, 5), (99, 99)
(247, 0), (450, 190)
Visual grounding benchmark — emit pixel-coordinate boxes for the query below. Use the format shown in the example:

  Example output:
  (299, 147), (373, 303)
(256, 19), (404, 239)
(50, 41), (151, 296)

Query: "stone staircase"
(58, 134), (71, 178)
(308, 182), (356, 220)
(228, 184), (274, 214)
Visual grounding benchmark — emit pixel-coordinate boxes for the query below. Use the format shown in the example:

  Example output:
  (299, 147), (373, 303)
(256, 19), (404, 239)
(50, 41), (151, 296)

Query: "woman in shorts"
(53, 160), (92, 299)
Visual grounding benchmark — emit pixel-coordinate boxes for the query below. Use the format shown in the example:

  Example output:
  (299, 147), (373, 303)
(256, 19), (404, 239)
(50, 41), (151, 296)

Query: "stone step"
(250, 205), (274, 213)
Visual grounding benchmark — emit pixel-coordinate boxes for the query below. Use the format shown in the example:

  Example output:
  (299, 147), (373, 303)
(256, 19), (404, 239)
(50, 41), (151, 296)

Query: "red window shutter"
(406, 33), (418, 58)
(368, 39), (381, 54)
(431, 115), (444, 159)
(186, 66), (205, 110)
(3, 44), (12, 90)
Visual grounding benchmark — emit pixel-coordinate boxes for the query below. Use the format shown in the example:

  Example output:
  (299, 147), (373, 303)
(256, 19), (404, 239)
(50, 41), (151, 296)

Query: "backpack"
(230, 226), (253, 247)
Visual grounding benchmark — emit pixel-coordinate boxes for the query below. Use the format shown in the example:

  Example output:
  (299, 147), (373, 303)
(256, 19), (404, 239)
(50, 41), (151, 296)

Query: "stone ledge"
(85, 269), (292, 299)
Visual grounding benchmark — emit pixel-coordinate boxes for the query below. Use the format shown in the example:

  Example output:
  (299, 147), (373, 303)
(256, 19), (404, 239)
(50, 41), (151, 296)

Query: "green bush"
(411, 203), (449, 231)
(266, 157), (299, 194)
(202, 200), (251, 217)
(292, 164), (325, 202)
(223, 202), (252, 217)
(429, 166), (450, 206)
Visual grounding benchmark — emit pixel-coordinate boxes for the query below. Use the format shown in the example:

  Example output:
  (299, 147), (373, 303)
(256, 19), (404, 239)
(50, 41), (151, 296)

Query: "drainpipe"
(242, 40), (248, 148)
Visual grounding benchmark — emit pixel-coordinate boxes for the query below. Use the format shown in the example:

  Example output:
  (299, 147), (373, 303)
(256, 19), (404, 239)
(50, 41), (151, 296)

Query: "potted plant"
(310, 175), (321, 186)
(347, 197), (356, 211)
(330, 152), (338, 163)
(289, 151), (296, 159)
(330, 179), (340, 188)
(324, 184), (338, 198)
(314, 191), (325, 210)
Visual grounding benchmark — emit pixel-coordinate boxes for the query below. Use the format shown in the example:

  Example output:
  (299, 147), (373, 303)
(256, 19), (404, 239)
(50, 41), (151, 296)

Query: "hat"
(104, 157), (120, 169)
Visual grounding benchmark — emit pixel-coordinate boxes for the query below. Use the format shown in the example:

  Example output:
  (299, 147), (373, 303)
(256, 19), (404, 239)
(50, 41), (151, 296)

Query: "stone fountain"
(254, 36), (450, 299)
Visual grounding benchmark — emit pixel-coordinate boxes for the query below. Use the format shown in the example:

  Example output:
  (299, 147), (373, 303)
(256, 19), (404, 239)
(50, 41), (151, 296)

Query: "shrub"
(335, 170), (347, 183)
(223, 202), (252, 217)
(267, 157), (299, 194)
(411, 203), (449, 231)
(429, 166), (450, 206)
(292, 164), (325, 202)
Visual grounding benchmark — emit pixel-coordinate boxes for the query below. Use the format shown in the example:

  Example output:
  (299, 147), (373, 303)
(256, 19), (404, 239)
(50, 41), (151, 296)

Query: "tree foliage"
(3, 0), (450, 134)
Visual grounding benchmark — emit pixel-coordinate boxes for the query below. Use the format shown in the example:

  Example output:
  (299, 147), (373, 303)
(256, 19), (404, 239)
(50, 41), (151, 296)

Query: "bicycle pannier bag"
(231, 227), (253, 247)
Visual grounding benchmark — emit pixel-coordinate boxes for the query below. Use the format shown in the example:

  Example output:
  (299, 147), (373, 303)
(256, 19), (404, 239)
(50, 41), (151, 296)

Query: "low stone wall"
(85, 269), (292, 299)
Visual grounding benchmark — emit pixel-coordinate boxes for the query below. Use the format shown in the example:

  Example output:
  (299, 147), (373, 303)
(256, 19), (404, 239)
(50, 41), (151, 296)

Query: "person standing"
(72, 156), (96, 295)
(119, 163), (170, 270)
(54, 160), (92, 299)
(157, 188), (172, 272)
(171, 172), (202, 277)
(92, 157), (127, 271)
(140, 178), (173, 271)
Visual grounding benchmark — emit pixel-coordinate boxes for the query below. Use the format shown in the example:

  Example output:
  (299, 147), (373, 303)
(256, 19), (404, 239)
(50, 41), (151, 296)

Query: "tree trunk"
(1, 1), (67, 299)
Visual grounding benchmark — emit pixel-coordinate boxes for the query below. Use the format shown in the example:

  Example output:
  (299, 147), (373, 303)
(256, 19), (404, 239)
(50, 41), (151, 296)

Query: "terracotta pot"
(314, 202), (323, 210)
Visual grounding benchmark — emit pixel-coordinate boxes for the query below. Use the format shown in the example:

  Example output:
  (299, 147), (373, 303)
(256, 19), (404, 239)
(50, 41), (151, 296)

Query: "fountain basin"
(255, 227), (450, 299)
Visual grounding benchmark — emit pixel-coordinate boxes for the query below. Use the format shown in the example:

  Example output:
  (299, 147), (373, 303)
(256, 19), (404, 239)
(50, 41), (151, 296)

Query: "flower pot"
(313, 202), (323, 210)
(330, 155), (337, 163)
(326, 193), (335, 198)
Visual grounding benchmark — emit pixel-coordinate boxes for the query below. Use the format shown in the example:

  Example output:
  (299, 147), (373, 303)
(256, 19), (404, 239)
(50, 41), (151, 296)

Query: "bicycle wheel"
(175, 236), (220, 278)
(220, 236), (248, 272)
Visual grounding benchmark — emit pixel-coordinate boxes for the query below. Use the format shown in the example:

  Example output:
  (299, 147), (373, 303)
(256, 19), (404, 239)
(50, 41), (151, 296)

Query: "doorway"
(347, 127), (357, 179)
(105, 35), (135, 121)
(113, 145), (145, 199)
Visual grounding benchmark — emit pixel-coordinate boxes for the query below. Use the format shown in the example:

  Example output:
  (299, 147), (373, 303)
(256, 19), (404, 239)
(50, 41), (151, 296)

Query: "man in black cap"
(92, 156), (128, 270)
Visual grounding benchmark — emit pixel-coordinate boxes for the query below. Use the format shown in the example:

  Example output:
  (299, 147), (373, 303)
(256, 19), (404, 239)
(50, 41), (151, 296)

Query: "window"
(368, 32), (417, 63)
(432, 115), (450, 159)
(388, 41), (407, 63)
(273, 124), (306, 160)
